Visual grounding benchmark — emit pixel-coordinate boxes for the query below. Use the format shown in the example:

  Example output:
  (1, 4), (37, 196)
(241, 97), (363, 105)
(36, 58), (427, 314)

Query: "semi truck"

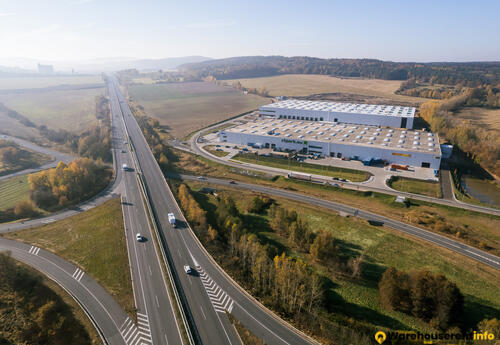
(287, 172), (312, 181)
(168, 213), (176, 227)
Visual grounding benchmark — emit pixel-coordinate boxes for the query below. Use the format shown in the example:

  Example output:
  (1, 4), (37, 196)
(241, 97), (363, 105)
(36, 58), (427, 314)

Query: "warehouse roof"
(260, 99), (415, 118)
(223, 118), (440, 154)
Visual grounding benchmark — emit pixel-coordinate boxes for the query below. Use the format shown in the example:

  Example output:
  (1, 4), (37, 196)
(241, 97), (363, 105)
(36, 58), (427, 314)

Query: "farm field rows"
(455, 107), (500, 131)
(127, 81), (269, 138)
(0, 175), (31, 211)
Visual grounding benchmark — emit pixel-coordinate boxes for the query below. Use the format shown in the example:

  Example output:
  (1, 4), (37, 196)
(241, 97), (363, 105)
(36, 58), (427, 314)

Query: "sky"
(0, 0), (499, 66)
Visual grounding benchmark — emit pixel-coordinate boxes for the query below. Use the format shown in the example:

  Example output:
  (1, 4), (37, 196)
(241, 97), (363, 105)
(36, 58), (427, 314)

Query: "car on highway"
(229, 180), (237, 184)
(136, 233), (143, 242)
(123, 141), (127, 145)
(184, 265), (192, 274)
(197, 176), (207, 180)
(121, 149), (126, 153)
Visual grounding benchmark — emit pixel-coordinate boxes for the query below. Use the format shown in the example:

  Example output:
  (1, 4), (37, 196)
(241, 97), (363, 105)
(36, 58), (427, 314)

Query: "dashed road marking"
(198, 267), (234, 313)
(28, 246), (40, 255)
(72, 268), (85, 282)
(120, 313), (152, 345)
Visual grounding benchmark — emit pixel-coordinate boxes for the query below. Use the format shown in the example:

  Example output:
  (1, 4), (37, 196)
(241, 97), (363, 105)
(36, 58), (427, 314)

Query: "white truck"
(168, 213), (176, 227)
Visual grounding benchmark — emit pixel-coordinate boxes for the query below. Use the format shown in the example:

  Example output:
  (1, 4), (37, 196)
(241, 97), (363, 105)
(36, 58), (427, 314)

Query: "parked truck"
(168, 213), (176, 227)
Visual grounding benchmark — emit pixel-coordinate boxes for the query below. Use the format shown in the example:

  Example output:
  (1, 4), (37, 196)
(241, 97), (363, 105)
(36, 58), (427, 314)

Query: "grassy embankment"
(0, 175), (32, 211)
(126, 81), (269, 138)
(176, 181), (500, 341)
(168, 147), (500, 256)
(387, 176), (442, 198)
(0, 75), (103, 90)
(232, 153), (371, 182)
(0, 253), (102, 345)
(4, 198), (135, 317)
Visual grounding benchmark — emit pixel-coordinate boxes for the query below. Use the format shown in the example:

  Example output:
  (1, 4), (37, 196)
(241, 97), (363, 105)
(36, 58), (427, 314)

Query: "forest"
(178, 56), (500, 86)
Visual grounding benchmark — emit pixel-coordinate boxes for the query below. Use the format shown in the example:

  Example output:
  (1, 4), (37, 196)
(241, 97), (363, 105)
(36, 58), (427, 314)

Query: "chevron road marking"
(28, 245), (40, 255)
(72, 268), (85, 282)
(120, 313), (153, 345)
(198, 267), (234, 313)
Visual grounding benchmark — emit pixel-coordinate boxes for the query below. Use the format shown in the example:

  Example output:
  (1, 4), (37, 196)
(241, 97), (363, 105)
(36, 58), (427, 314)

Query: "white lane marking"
(465, 249), (500, 264)
(72, 268), (84, 282)
(28, 246), (40, 255)
(121, 313), (152, 345)
(200, 305), (207, 319)
(148, 265), (152, 276)
(41, 218), (56, 224)
(155, 295), (160, 308)
(198, 267), (234, 313)
(164, 333), (170, 345)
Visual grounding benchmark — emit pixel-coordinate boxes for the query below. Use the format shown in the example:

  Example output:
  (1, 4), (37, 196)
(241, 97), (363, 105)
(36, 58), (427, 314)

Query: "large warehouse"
(220, 118), (442, 169)
(259, 99), (416, 129)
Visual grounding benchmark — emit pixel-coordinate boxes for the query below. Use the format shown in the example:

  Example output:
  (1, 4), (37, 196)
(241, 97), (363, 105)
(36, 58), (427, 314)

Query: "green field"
(0, 175), (31, 211)
(225, 74), (428, 104)
(127, 81), (269, 138)
(185, 181), (500, 333)
(0, 88), (105, 132)
(5, 198), (135, 317)
(387, 176), (442, 198)
(0, 75), (103, 90)
(232, 153), (371, 182)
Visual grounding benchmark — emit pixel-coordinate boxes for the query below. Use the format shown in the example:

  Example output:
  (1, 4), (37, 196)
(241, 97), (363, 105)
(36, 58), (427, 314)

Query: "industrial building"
(259, 99), (416, 129)
(220, 118), (442, 169)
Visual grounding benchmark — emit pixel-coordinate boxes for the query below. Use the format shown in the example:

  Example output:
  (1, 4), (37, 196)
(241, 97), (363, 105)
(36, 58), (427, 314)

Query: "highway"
(108, 81), (184, 345)
(189, 122), (500, 217)
(0, 238), (129, 345)
(176, 174), (500, 270)
(110, 77), (317, 345)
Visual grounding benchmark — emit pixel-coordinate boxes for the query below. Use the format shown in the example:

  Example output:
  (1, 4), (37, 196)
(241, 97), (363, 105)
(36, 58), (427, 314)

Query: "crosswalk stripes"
(198, 267), (234, 313)
(28, 246), (40, 255)
(72, 268), (85, 282)
(120, 313), (152, 345)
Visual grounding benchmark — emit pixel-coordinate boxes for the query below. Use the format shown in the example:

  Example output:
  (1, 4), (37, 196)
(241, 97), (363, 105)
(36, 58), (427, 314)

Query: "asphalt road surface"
(177, 174), (500, 270)
(108, 80), (184, 345)
(0, 238), (129, 345)
(110, 77), (316, 345)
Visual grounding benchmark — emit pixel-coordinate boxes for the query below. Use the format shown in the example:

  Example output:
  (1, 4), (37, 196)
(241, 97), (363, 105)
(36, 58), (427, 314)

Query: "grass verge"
(387, 176), (442, 198)
(0, 175), (31, 210)
(204, 145), (230, 157)
(226, 312), (265, 345)
(3, 198), (135, 317)
(232, 153), (371, 182)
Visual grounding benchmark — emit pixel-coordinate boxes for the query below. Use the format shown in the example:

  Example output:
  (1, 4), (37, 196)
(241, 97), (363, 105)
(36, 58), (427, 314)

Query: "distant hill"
(0, 56), (213, 74)
(179, 56), (500, 86)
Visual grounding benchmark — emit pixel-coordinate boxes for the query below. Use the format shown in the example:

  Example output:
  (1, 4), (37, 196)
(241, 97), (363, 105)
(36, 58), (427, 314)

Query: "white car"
(197, 176), (206, 180)
(184, 265), (192, 274)
(136, 233), (143, 242)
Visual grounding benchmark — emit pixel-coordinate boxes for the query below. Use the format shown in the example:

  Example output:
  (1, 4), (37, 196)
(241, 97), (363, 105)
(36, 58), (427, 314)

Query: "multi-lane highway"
(108, 81), (184, 345)
(0, 238), (129, 345)
(110, 77), (317, 345)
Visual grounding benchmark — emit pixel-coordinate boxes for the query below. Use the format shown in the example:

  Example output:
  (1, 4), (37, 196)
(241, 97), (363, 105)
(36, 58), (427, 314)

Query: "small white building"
(260, 99), (416, 129)
(220, 118), (441, 169)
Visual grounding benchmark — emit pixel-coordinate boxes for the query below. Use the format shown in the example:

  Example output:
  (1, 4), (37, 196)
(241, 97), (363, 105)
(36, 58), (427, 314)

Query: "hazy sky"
(1, 0), (499, 63)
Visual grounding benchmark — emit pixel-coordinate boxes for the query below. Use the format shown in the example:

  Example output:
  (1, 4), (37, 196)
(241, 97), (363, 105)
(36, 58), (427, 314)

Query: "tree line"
(178, 56), (500, 86)
(419, 95), (500, 176)
(379, 267), (464, 330)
